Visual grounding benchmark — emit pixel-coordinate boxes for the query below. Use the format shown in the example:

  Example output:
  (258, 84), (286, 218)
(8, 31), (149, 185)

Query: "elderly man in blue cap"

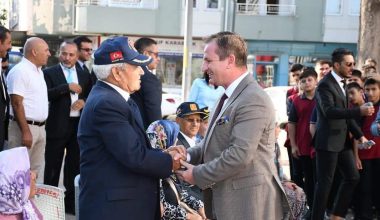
(77, 36), (185, 220)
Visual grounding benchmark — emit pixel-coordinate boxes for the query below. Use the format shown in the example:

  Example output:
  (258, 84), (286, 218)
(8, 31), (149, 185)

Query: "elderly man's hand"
(167, 145), (187, 160)
(168, 151), (184, 171)
(175, 160), (195, 185)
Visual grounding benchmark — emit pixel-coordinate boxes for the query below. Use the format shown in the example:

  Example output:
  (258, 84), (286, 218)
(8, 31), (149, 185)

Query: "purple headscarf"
(0, 147), (39, 220)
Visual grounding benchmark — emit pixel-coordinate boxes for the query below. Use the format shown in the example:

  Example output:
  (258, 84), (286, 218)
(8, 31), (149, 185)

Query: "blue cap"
(176, 102), (206, 118)
(94, 36), (152, 66)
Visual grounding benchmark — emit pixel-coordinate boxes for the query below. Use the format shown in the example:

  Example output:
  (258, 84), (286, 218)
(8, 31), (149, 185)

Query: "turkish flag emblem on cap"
(110, 51), (124, 62)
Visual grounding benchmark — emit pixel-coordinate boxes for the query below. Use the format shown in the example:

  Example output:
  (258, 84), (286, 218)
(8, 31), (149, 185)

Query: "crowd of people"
(1, 22), (380, 220)
(284, 52), (380, 220)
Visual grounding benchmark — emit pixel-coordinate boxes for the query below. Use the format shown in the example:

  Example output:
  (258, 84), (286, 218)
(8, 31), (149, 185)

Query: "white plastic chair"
(33, 184), (65, 220)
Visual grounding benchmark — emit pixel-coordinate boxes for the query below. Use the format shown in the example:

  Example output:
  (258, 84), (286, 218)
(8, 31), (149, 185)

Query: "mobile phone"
(359, 140), (376, 149)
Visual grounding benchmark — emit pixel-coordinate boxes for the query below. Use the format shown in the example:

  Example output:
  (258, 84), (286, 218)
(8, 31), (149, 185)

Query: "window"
(207, 0), (218, 9)
(326, 0), (343, 15)
(349, 0), (360, 15)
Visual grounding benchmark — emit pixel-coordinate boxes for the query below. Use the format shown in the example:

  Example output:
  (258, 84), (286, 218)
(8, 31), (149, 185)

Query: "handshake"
(165, 145), (188, 171)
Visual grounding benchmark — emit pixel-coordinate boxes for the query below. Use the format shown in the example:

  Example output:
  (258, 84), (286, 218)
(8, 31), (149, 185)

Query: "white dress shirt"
(331, 70), (346, 95)
(7, 57), (48, 121)
(100, 80), (130, 102)
(180, 131), (196, 148)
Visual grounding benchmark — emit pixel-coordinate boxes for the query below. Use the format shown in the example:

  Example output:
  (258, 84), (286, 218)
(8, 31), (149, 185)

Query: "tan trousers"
(6, 120), (46, 183)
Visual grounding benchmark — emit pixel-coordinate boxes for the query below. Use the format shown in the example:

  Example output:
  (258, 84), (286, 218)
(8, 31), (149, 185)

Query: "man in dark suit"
(131, 37), (162, 129)
(78, 36), (184, 220)
(73, 36), (97, 84)
(0, 26), (11, 151)
(43, 41), (92, 214)
(312, 48), (375, 220)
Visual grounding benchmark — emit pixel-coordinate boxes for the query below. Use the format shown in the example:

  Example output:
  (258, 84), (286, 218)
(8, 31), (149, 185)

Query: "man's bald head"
(23, 37), (51, 67)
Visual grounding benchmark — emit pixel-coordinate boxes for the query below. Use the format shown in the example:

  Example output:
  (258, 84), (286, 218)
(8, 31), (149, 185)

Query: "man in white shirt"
(6, 37), (51, 183)
(0, 26), (11, 151)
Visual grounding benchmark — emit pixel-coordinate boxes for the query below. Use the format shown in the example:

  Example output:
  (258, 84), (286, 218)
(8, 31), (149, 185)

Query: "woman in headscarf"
(0, 147), (42, 220)
(146, 120), (205, 220)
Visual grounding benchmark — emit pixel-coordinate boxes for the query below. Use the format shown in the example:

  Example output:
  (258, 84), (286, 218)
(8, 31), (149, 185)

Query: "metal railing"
(236, 3), (296, 16)
(77, 0), (156, 9)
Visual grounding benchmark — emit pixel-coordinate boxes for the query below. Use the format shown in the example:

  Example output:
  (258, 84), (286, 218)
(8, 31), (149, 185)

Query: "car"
(161, 91), (182, 119)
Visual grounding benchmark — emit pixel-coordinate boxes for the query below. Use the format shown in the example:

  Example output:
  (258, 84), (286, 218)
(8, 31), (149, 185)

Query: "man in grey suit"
(176, 32), (287, 220)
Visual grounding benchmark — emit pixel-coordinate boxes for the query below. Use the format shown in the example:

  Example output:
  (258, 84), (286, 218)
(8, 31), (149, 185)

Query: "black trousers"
(299, 156), (315, 209)
(44, 117), (80, 213)
(354, 158), (380, 220)
(288, 147), (305, 189)
(311, 148), (360, 220)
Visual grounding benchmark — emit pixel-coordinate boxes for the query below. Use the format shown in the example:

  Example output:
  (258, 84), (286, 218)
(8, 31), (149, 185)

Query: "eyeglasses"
(147, 51), (159, 58)
(344, 62), (356, 67)
(183, 118), (202, 124)
(80, 48), (93, 52)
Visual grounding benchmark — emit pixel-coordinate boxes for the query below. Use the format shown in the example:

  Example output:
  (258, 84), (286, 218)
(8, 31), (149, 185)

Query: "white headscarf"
(0, 147), (39, 220)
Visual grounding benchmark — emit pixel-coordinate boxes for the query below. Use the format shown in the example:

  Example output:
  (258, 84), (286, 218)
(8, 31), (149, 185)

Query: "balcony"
(236, 3), (296, 16)
(76, 0), (158, 9)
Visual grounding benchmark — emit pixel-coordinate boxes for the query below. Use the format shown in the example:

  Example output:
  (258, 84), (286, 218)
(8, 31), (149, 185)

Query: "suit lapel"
(327, 73), (347, 107)
(177, 133), (191, 149)
(203, 74), (253, 155)
(56, 65), (67, 84)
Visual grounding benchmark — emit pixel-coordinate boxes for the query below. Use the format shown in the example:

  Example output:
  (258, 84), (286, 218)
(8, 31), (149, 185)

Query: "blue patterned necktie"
(64, 67), (75, 83)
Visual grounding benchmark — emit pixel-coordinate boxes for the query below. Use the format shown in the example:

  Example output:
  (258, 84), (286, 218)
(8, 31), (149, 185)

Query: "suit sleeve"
(141, 75), (162, 126)
(43, 69), (70, 101)
(192, 99), (273, 189)
(94, 99), (172, 178)
(316, 82), (361, 119)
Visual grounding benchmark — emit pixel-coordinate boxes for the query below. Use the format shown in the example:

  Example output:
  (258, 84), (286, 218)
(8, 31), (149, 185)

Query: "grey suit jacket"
(188, 74), (288, 220)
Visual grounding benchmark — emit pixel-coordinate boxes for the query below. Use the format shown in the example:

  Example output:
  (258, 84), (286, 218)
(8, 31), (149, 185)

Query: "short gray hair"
(92, 63), (125, 80)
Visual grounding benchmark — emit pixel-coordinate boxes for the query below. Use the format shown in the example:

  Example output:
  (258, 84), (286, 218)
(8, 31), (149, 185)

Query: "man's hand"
(71, 99), (85, 111)
(198, 207), (206, 220)
(291, 145), (300, 159)
(22, 130), (33, 149)
(176, 160), (195, 185)
(360, 104), (375, 116)
(355, 156), (362, 170)
(69, 83), (82, 94)
(168, 151), (184, 171)
(167, 145), (187, 159)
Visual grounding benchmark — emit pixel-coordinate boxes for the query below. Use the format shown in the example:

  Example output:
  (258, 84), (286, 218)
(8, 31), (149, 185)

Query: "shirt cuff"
(186, 153), (191, 162)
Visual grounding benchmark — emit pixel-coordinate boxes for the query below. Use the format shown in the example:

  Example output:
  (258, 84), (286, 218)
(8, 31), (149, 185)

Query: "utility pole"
(222, 0), (236, 32)
(181, 0), (193, 102)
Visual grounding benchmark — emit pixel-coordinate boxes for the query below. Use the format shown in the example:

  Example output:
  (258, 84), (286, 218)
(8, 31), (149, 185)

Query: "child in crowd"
(354, 78), (380, 219)
(347, 69), (364, 87)
(347, 82), (365, 107)
(288, 68), (318, 216)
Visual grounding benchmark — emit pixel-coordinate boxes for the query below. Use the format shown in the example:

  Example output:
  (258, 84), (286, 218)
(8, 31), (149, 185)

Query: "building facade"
(2, 0), (360, 87)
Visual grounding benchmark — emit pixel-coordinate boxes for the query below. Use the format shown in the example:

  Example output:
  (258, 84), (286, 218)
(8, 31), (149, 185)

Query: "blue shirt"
(188, 78), (225, 111)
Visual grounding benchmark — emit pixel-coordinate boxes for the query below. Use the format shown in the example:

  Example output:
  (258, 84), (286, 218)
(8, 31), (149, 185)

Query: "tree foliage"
(0, 9), (6, 26)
